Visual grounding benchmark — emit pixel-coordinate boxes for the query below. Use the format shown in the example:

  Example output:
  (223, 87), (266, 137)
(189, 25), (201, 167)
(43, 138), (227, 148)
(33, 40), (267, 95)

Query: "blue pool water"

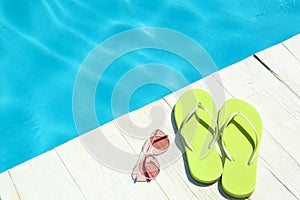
(1, 0), (300, 172)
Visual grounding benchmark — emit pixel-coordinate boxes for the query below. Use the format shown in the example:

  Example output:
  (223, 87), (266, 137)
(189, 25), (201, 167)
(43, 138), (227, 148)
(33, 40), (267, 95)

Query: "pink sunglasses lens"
(140, 155), (160, 179)
(150, 130), (170, 151)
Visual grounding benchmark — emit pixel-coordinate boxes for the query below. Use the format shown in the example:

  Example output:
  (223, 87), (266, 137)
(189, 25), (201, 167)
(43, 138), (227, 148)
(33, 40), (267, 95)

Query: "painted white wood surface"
(8, 150), (85, 200)
(283, 35), (300, 60)
(55, 125), (169, 200)
(0, 172), (20, 200)
(0, 35), (299, 200)
(256, 34), (300, 96)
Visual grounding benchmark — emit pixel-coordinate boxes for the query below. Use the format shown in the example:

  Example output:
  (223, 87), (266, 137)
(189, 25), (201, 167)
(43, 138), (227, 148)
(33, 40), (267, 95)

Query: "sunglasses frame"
(132, 129), (170, 183)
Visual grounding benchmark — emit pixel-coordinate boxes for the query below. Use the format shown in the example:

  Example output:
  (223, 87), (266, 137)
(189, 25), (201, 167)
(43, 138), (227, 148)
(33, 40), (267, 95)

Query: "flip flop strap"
(221, 112), (259, 165)
(179, 103), (218, 153)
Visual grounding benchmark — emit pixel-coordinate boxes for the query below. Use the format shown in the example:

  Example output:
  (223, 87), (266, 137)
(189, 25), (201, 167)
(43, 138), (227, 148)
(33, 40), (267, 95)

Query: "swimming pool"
(0, 0), (300, 172)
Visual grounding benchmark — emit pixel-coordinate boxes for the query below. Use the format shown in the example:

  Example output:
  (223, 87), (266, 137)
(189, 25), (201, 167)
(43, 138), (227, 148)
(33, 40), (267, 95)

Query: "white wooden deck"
(1, 34), (300, 200)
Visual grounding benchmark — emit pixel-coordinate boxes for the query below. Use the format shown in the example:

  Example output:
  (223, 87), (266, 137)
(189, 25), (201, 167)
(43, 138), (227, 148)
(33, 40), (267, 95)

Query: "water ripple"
(42, 0), (96, 47)
(0, 18), (73, 65)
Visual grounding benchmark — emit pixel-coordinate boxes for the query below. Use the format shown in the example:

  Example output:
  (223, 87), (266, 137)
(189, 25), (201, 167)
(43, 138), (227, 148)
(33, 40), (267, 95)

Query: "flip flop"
(218, 99), (262, 198)
(174, 89), (223, 184)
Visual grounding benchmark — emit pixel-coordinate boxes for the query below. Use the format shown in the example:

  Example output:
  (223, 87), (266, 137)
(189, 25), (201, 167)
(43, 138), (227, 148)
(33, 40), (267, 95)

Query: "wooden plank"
(9, 150), (85, 200)
(255, 34), (300, 96)
(56, 124), (169, 200)
(283, 34), (300, 61)
(0, 172), (20, 200)
(251, 158), (297, 200)
(210, 57), (300, 198)
(163, 75), (297, 199)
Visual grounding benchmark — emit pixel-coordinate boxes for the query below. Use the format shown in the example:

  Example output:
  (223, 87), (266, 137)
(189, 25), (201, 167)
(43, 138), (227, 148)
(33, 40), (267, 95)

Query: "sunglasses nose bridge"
(142, 140), (152, 155)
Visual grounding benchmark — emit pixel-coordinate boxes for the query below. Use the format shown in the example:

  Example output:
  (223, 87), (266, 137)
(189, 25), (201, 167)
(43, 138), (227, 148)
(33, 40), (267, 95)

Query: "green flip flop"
(174, 89), (223, 184)
(218, 99), (263, 198)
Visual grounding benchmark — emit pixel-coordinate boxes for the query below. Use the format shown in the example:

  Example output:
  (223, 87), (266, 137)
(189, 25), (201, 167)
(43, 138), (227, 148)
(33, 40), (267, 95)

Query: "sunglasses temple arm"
(133, 172), (140, 183)
(132, 148), (146, 183)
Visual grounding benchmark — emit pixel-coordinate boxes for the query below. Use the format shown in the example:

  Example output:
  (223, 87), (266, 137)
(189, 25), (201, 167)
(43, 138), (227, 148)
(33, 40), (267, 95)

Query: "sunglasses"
(131, 129), (170, 183)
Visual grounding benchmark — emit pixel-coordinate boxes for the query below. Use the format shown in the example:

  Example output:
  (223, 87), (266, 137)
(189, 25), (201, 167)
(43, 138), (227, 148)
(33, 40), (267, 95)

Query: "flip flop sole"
(174, 89), (223, 184)
(219, 99), (262, 198)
